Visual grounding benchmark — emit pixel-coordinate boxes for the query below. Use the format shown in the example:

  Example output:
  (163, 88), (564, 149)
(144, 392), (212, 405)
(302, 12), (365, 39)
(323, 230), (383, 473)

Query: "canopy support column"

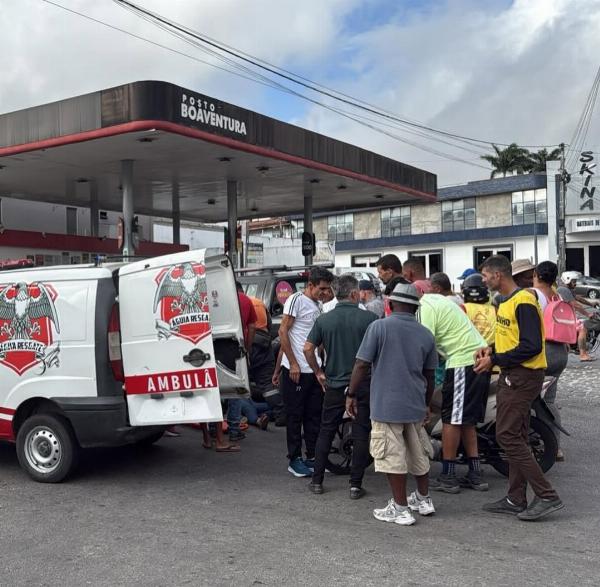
(89, 180), (99, 237)
(121, 159), (134, 258)
(304, 183), (314, 266)
(227, 180), (238, 267)
(172, 181), (180, 245)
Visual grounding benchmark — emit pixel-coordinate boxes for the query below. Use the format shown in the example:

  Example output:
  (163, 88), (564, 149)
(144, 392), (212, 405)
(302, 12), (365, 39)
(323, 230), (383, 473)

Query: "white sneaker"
(407, 491), (435, 516)
(373, 499), (416, 525)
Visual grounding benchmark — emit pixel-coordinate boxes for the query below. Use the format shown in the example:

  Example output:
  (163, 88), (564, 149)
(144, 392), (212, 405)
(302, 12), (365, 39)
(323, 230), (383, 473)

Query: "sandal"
(215, 444), (240, 453)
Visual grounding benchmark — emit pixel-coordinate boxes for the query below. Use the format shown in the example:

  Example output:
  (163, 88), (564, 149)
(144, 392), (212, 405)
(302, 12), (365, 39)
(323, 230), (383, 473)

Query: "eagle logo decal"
(0, 282), (60, 375)
(153, 262), (211, 344)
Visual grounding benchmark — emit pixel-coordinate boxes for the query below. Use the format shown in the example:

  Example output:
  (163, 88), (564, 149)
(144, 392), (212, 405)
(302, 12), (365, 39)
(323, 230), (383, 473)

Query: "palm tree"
(480, 143), (530, 178)
(525, 148), (562, 173)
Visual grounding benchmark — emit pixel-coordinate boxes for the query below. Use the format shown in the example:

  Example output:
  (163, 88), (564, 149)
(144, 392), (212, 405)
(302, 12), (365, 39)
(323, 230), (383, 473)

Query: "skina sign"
(578, 151), (596, 211)
(180, 93), (247, 136)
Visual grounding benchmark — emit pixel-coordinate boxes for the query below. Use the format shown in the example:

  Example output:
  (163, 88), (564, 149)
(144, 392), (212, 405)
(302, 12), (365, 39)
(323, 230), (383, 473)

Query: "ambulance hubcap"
(25, 427), (62, 473)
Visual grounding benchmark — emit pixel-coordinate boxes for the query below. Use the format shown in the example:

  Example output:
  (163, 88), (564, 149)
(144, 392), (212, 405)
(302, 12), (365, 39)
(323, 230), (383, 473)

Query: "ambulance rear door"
(118, 250), (249, 427)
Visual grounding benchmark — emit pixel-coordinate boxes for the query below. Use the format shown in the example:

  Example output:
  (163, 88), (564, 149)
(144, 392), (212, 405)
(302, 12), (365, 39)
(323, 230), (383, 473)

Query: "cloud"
(1, 0), (600, 187)
(0, 0), (360, 116)
(296, 0), (600, 184)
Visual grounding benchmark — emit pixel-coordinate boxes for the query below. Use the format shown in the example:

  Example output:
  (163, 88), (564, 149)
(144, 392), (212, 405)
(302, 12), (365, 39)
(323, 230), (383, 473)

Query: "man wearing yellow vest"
(474, 255), (563, 521)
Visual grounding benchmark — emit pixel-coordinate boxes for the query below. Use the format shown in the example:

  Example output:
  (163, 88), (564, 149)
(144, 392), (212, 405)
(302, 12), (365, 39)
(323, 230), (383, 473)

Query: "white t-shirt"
(281, 292), (322, 373)
(323, 297), (367, 313)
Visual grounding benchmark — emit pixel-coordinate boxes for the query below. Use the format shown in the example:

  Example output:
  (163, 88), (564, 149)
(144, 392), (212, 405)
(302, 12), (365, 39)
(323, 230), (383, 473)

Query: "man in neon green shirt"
(419, 293), (489, 493)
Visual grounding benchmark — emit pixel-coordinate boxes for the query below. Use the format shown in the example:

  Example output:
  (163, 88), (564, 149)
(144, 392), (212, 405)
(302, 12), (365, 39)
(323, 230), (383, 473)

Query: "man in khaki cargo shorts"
(347, 281), (438, 526)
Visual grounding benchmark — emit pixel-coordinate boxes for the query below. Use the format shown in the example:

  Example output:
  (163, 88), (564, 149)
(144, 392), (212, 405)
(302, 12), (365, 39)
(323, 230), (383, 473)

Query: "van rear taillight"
(108, 304), (124, 382)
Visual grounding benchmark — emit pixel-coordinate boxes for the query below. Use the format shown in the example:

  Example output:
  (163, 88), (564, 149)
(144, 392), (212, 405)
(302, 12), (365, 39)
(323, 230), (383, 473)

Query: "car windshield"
(242, 282), (260, 298)
(584, 277), (600, 285)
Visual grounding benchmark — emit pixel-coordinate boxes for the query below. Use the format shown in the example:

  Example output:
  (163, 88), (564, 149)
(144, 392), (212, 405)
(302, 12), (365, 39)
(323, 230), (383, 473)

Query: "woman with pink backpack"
(531, 261), (578, 462)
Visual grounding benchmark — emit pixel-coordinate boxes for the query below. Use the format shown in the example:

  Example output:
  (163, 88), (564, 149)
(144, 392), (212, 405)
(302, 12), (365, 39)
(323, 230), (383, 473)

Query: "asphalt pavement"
(1, 359), (599, 586)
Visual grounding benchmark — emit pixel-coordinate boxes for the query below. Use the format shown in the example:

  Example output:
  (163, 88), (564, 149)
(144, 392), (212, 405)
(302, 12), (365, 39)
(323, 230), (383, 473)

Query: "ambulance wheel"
(16, 414), (79, 483)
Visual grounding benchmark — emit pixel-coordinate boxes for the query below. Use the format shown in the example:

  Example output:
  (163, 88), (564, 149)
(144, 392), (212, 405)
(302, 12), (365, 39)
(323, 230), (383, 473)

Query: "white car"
(0, 250), (249, 482)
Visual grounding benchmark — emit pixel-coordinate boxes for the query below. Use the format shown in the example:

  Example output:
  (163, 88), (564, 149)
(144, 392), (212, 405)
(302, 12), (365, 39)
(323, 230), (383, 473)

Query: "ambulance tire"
(16, 414), (79, 483)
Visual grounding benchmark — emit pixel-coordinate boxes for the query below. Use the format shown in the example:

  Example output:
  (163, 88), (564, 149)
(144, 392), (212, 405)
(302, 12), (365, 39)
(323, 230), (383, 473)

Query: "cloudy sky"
(2, 0), (600, 186)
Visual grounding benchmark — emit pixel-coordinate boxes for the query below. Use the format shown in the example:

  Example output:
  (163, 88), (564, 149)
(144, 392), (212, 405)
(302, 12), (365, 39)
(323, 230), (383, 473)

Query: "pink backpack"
(543, 295), (577, 344)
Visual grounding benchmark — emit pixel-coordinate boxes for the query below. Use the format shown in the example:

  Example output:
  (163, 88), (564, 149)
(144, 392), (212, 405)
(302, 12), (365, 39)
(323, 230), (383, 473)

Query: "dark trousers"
(280, 368), (323, 460)
(313, 384), (371, 487)
(496, 366), (559, 504)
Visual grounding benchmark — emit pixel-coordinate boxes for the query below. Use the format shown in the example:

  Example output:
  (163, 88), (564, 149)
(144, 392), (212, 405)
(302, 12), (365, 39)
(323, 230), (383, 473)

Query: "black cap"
(358, 279), (374, 291)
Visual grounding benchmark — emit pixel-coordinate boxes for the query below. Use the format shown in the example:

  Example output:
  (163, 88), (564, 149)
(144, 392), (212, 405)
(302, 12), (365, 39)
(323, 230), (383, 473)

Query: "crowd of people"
(178, 253), (590, 526)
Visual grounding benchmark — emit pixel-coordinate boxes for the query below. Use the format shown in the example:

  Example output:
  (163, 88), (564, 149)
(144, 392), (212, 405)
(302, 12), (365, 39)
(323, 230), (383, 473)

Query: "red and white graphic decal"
(153, 262), (211, 344)
(0, 282), (60, 376)
(125, 367), (218, 395)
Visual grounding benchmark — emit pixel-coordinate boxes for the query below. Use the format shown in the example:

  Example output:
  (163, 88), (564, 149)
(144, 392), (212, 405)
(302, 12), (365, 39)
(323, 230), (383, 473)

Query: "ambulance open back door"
(118, 250), (250, 426)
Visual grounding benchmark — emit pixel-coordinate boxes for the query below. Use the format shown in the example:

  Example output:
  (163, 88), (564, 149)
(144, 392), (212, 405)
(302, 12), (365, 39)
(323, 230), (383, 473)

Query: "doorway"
(589, 246), (600, 277)
(474, 245), (513, 270)
(408, 250), (443, 276)
(566, 248), (585, 274)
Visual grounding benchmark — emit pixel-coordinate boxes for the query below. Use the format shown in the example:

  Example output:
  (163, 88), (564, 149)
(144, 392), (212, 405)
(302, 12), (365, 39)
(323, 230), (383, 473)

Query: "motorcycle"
(570, 311), (600, 355)
(326, 376), (568, 477)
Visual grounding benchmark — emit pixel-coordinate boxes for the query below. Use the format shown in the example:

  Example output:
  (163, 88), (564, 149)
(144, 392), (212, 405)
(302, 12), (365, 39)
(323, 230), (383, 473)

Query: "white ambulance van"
(0, 250), (250, 482)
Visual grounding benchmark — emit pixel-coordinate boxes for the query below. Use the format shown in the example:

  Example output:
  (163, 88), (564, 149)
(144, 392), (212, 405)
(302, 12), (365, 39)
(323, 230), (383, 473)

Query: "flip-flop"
(216, 444), (240, 453)
(580, 357), (597, 362)
(202, 441), (214, 449)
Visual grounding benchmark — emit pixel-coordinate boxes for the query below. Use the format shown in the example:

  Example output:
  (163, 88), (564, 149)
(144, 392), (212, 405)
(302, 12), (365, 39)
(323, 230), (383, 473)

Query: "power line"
(39, 0), (489, 170)
(566, 65), (600, 170)
(113, 0), (561, 151)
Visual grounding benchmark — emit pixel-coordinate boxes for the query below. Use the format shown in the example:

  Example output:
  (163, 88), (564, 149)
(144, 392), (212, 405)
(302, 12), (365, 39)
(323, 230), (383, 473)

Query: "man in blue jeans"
(303, 275), (378, 499)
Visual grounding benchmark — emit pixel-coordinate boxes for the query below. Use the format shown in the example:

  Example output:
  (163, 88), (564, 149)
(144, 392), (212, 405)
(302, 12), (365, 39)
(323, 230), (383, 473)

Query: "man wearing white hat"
(346, 281), (438, 526)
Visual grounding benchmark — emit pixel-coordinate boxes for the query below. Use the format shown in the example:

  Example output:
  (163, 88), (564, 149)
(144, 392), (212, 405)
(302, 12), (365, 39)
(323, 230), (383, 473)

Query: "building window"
(474, 245), (513, 269)
(442, 198), (476, 232)
(408, 250), (443, 275)
(381, 206), (411, 237)
(292, 220), (304, 239)
(328, 213), (353, 242)
(351, 254), (382, 268)
(512, 189), (547, 225)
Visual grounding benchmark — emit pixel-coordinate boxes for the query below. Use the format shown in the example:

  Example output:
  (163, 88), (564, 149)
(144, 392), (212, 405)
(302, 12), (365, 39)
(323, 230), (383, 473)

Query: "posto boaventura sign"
(179, 92), (247, 137)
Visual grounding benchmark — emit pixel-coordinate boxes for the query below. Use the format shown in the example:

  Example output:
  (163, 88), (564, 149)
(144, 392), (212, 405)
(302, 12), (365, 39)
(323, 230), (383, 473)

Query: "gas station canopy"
(0, 81), (436, 222)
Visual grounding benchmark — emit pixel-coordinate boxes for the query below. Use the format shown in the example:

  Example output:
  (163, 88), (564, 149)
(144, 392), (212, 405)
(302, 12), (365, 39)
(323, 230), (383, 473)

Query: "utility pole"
(557, 143), (571, 275)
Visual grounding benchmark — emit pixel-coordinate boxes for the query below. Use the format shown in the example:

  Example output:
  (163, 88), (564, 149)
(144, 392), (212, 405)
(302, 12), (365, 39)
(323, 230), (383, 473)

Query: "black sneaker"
(483, 497), (526, 515)
(459, 471), (489, 491)
(349, 486), (366, 500)
(430, 473), (460, 494)
(229, 431), (246, 442)
(517, 497), (564, 521)
(307, 482), (324, 495)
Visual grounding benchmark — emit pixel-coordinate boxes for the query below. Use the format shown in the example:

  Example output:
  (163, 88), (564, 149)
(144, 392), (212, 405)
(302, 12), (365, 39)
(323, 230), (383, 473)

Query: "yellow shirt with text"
(464, 303), (496, 346)
(495, 289), (547, 370)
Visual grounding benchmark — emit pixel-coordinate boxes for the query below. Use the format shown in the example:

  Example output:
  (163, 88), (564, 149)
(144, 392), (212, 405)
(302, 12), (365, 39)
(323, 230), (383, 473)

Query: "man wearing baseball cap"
(458, 268), (478, 281)
(346, 280), (438, 526)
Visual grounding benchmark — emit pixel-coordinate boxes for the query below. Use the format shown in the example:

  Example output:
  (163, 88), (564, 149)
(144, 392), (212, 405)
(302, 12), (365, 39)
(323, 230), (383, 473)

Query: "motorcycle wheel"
(325, 418), (373, 475)
(489, 416), (558, 477)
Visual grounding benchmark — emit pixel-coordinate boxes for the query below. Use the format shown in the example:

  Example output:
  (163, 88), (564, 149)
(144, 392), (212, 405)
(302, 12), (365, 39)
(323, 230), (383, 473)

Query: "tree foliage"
(480, 145), (561, 177)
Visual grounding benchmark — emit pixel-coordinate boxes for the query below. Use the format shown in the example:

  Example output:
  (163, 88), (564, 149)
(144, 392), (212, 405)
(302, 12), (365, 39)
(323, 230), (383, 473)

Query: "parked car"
(574, 276), (600, 300)
(236, 266), (315, 339)
(334, 267), (383, 294)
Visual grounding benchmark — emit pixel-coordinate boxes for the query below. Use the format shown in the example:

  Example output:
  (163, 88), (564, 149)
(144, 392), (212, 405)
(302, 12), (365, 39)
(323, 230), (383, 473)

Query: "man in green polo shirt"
(419, 292), (489, 493)
(303, 274), (378, 499)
